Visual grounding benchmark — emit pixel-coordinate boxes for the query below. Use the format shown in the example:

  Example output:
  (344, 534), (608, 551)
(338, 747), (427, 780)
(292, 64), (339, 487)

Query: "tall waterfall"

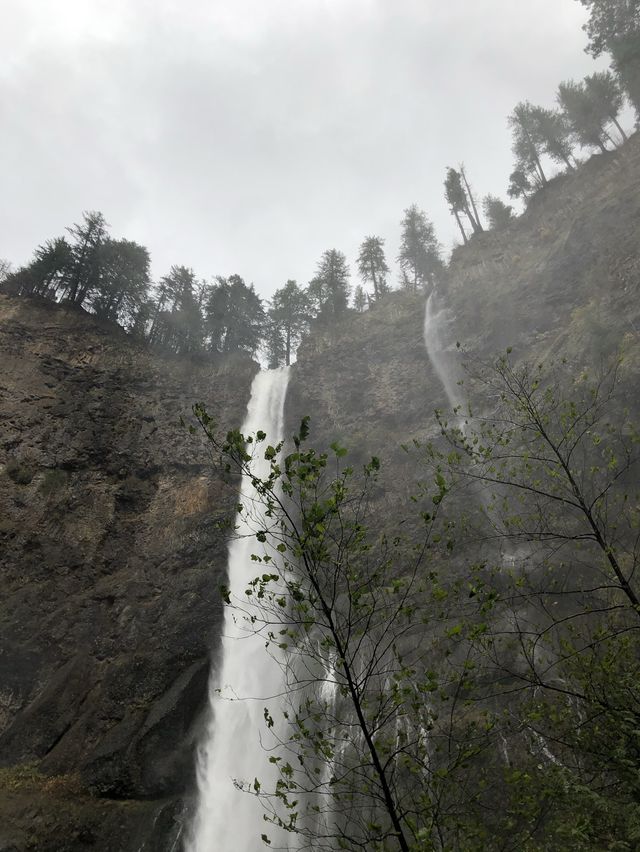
(187, 366), (291, 852)
(423, 291), (465, 417)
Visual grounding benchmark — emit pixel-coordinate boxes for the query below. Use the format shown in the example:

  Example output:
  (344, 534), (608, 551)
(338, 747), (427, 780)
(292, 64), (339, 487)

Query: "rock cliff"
(0, 296), (257, 850)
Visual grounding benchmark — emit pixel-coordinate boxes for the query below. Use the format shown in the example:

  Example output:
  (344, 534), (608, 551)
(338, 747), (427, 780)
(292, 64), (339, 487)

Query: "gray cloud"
(1, 0), (609, 297)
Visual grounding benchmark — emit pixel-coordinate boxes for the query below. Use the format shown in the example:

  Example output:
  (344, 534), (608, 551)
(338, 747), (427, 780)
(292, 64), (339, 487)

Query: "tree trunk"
(460, 166), (483, 232)
(453, 208), (468, 245)
(535, 157), (547, 186)
(371, 266), (379, 300)
(611, 114), (628, 143)
(523, 127), (547, 186)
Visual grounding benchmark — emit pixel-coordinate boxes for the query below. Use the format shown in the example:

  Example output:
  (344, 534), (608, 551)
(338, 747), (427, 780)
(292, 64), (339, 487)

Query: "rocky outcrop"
(446, 136), (640, 365)
(0, 296), (257, 850)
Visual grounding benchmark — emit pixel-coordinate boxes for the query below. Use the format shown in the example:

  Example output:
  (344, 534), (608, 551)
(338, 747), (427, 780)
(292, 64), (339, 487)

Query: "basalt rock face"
(0, 295), (257, 850)
(446, 134), (640, 366)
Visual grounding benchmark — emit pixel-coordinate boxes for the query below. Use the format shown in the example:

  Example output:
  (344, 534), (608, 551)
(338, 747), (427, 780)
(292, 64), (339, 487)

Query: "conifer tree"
(579, 0), (640, 116)
(204, 274), (264, 356)
(459, 164), (484, 232)
(91, 239), (150, 327)
(558, 79), (612, 152)
(509, 102), (549, 189)
(507, 168), (534, 201)
(444, 169), (470, 244)
(307, 249), (351, 319)
(482, 195), (515, 230)
(150, 265), (203, 354)
(16, 238), (73, 298)
(444, 168), (482, 243)
(397, 205), (443, 292)
(62, 211), (108, 305)
(356, 236), (390, 300)
(532, 106), (577, 169)
(266, 280), (310, 366)
(353, 284), (367, 312)
(585, 70), (629, 142)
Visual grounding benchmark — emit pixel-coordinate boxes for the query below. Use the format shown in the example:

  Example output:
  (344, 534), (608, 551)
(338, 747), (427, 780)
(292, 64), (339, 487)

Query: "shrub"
(5, 458), (34, 485)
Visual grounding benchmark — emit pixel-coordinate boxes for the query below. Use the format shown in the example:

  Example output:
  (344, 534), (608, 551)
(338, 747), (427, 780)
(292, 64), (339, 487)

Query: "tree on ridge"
(397, 205), (443, 293)
(307, 249), (351, 320)
(579, 0), (640, 115)
(357, 236), (390, 301)
(265, 279), (310, 367)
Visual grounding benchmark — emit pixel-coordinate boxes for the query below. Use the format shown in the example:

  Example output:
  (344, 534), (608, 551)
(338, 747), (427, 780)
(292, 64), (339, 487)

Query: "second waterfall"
(187, 366), (292, 852)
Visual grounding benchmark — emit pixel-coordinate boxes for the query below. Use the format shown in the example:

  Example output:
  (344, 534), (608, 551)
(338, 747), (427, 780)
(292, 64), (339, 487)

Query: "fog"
(2, 0), (606, 296)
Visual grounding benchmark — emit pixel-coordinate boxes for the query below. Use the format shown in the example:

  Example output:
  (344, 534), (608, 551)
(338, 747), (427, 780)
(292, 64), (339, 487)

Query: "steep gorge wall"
(0, 296), (257, 851)
(288, 135), (640, 468)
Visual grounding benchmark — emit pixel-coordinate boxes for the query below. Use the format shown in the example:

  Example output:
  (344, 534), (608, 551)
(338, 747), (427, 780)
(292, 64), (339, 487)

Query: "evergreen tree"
(263, 314), (287, 369)
(397, 205), (443, 292)
(444, 168), (482, 243)
(558, 79), (613, 152)
(509, 102), (576, 193)
(204, 274), (264, 356)
(151, 265), (203, 354)
(532, 106), (577, 169)
(482, 195), (515, 230)
(444, 168), (469, 244)
(585, 70), (629, 142)
(307, 249), (351, 319)
(507, 168), (534, 201)
(579, 0), (640, 115)
(61, 211), (108, 305)
(91, 239), (151, 327)
(459, 164), (484, 232)
(16, 238), (73, 298)
(266, 280), (310, 367)
(353, 284), (367, 312)
(509, 102), (549, 189)
(356, 236), (390, 300)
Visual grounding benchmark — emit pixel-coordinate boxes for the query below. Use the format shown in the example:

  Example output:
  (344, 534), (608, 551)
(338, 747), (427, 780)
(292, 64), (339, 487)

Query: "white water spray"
(423, 291), (465, 419)
(187, 367), (291, 852)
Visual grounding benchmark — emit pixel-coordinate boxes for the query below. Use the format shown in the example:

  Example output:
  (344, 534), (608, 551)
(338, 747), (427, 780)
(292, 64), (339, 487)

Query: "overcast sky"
(1, 0), (611, 298)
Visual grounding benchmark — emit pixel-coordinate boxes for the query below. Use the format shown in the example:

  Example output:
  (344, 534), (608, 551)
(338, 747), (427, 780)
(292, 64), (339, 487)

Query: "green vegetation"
(5, 458), (35, 485)
(196, 353), (640, 850)
(0, 764), (86, 799)
(580, 0), (640, 115)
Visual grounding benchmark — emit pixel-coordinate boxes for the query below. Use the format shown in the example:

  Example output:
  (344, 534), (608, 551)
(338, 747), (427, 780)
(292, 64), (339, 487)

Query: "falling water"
(422, 290), (465, 419)
(186, 366), (291, 852)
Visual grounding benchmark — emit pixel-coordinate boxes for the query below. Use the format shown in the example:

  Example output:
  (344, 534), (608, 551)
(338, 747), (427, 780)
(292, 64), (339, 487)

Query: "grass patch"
(0, 764), (87, 799)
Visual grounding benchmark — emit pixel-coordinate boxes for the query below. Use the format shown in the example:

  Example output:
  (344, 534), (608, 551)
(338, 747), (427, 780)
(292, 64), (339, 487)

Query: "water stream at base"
(186, 366), (291, 852)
